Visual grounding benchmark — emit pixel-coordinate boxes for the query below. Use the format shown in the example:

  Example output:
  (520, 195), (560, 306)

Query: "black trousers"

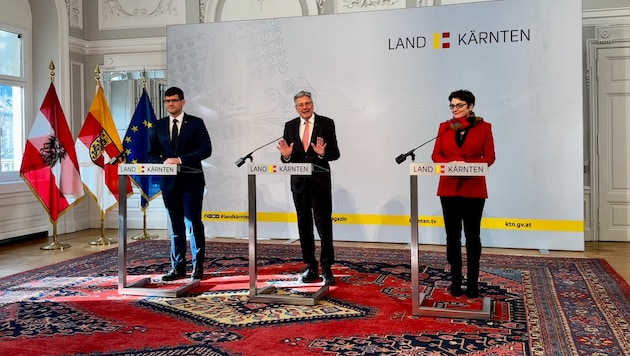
(440, 196), (485, 290)
(162, 183), (205, 273)
(292, 184), (334, 271)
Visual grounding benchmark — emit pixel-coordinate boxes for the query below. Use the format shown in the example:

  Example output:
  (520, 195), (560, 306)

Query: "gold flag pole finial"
(142, 68), (147, 89)
(94, 65), (101, 87)
(49, 60), (56, 83)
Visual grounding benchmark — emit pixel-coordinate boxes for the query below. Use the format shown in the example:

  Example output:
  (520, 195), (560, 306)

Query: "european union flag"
(123, 89), (160, 209)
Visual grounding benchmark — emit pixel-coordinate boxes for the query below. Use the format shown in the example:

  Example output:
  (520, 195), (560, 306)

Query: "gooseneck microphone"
(108, 151), (127, 165)
(235, 136), (283, 167)
(395, 116), (482, 164)
(395, 136), (437, 164)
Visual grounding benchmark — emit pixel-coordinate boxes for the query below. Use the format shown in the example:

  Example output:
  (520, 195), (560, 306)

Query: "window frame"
(0, 22), (31, 184)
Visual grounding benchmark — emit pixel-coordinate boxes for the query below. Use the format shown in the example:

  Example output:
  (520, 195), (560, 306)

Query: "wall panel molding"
(583, 7), (630, 26)
(98, 0), (186, 30)
(69, 36), (166, 56)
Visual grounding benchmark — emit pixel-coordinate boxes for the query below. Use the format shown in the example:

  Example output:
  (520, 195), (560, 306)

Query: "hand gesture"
(277, 138), (293, 160)
(312, 136), (326, 157)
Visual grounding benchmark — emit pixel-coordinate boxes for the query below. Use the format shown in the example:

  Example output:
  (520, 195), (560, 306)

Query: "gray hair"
(293, 90), (312, 103)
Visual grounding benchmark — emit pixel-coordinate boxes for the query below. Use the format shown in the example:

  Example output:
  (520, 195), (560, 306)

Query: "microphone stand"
(235, 136), (283, 167)
(395, 136), (437, 164)
(108, 151), (127, 165)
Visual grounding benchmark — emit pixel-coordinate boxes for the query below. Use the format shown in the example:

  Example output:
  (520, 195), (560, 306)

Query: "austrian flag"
(20, 83), (85, 222)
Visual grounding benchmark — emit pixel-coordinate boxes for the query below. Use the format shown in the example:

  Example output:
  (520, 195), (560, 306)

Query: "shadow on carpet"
(1, 240), (629, 355)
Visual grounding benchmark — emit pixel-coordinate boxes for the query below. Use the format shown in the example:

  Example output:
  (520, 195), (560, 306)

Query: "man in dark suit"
(277, 91), (340, 286)
(147, 87), (212, 281)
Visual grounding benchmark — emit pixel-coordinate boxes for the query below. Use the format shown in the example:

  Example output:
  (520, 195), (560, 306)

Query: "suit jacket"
(281, 114), (340, 193)
(431, 119), (495, 198)
(147, 113), (212, 192)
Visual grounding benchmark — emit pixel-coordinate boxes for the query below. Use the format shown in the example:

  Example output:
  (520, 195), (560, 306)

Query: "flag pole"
(39, 61), (71, 250)
(41, 220), (71, 250)
(130, 70), (159, 241)
(91, 209), (117, 245)
(131, 208), (158, 240)
(87, 65), (117, 246)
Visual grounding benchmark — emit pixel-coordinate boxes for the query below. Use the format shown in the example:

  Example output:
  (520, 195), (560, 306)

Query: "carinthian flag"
(75, 85), (132, 212)
(122, 88), (160, 209)
(20, 83), (85, 222)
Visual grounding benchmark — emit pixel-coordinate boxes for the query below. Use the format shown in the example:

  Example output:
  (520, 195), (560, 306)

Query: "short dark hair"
(165, 87), (184, 100)
(448, 89), (475, 106)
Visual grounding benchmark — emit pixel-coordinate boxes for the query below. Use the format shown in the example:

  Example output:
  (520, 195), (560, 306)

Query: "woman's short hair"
(448, 89), (475, 106)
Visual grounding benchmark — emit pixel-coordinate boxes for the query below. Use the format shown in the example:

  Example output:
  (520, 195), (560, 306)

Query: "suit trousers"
(292, 184), (334, 271)
(162, 182), (205, 273)
(439, 196), (485, 290)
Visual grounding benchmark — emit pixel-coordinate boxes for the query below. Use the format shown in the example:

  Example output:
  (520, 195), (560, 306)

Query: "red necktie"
(302, 119), (310, 151)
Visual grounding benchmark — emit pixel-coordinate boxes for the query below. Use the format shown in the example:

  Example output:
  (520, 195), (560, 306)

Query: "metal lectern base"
(249, 285), (329, 306)
(119, 277), (200, 298)
(417, 293), (493, 320)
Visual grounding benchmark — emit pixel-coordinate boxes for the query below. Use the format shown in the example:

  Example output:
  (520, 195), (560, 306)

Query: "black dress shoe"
(191, 269), (203, 280)
(450, 284), (464, 297)
(299, 268), (318, 283)
(322, 270), (336, 286)
(162, 269), (186, 281)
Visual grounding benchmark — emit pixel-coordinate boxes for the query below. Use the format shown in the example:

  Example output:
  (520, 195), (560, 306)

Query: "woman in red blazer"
(431, 89), (496, 298)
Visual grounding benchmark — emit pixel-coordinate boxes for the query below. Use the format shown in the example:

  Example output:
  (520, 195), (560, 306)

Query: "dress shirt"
(170, 114), (183, 139)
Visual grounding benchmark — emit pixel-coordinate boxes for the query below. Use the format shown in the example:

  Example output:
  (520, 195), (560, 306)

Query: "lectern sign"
(248, 163), (312, 175)
(117, 163), (177, 176)
(410, 162), (488, 176)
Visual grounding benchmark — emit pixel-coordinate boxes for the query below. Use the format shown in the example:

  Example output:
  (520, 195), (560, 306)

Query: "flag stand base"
(90, 236), (117, 245)
(40, 241), (71, 250)
(91, 217), (117, 245)
(132, 211), (158, 240)
(131, 232), (159, 240)
(40, 224), (71, 250)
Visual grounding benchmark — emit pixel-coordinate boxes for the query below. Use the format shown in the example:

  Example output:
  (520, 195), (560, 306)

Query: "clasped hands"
(278, 137), (326, 160)
(163, 157), (182, 164)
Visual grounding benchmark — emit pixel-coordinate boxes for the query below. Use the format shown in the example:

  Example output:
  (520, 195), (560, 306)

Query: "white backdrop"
(166, 0), (584, 250)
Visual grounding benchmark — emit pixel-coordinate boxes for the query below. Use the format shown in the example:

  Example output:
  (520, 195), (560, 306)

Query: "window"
(101, 70), (167, 140)
(0, 26), (26, 177)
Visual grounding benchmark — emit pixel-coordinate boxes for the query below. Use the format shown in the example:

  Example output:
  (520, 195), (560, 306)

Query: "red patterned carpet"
(1, 240), (629, 355)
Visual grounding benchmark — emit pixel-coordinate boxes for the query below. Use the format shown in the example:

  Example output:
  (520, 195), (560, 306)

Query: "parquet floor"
(0, 229), (628, 284)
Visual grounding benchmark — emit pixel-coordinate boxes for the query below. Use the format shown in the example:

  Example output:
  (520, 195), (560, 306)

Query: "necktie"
(171, 119), (179, 148)
(302, 119), (310, 152)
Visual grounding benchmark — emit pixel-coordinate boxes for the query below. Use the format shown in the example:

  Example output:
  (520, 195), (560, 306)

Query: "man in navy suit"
(147, 87), (212, 281)
(278, 91), (340, 286)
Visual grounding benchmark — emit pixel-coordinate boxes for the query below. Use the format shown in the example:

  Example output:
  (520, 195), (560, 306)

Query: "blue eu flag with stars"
(123, 89), (160, 209)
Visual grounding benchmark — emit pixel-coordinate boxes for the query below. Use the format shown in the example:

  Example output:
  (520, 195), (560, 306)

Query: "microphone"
(395, 137), (436, 164)
(108, 151), (127, 165)
(395, 116), (483, 164)
(235, 136), (283, 167)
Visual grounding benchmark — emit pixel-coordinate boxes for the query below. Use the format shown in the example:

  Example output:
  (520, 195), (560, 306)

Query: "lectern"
(246, 163), (329, 305)
(409, 162), (493, 319)
(117, 163), (200, 297)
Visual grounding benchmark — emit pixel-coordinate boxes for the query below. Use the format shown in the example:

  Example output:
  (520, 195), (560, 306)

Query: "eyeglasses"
(163, 99), (181, 104)
(449, 103), (467, 110)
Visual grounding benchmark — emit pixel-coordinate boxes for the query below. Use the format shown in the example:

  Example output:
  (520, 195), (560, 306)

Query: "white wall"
(1, 0), (629, 244)
(168, 0), (584, 250)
